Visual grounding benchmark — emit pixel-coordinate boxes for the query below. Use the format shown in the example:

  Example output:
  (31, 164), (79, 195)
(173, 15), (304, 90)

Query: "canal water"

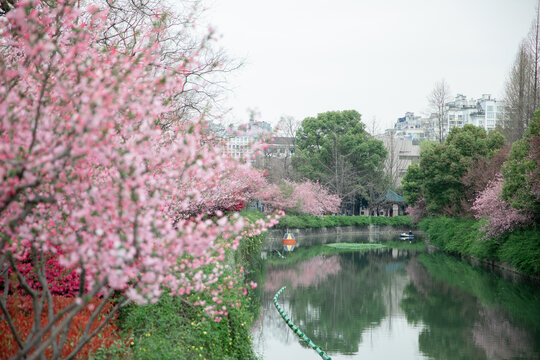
(251, 236), (540, 360)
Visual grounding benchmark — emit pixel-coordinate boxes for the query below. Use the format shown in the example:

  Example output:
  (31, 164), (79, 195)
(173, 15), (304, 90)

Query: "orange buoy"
(283, 233), (296, 252)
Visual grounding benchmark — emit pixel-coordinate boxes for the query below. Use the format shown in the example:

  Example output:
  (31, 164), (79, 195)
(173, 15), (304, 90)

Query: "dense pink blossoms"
(472, 175), (533, 237)
(0, 0), (277, 314)
(260, 180), (341, 215)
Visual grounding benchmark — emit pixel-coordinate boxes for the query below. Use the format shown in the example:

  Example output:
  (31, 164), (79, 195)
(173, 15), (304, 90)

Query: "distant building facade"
(376, 130), (420, 188)
(392, 93), (504, 144)
(445, 94), (504, 136)
(393, 112), (435, 143)
(208, 119), (273, 163)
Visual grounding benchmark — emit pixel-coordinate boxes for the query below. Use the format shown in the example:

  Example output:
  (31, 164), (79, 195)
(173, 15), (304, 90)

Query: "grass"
(114, 290), (257, 360)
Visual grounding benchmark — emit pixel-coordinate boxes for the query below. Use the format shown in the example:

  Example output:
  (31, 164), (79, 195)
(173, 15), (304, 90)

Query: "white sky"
(203, 0), (537, 133)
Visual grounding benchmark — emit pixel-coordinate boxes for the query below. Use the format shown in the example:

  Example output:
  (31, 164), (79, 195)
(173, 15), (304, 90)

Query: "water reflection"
(403, 254), (539, 360)
(253, 247), (540, 360)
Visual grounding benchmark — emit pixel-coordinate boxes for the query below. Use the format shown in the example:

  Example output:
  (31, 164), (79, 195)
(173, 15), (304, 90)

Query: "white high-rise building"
(393, 112), (435, 143)
(391, 93), (505, 144)
(445, 94), (504, 134)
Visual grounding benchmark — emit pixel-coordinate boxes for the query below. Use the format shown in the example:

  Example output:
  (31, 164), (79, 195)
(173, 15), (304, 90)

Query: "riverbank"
(93, 233), (265, 359)
(419, 217), (540, 278)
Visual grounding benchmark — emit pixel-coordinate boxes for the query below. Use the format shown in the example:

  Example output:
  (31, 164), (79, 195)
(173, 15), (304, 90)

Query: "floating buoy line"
(273, 286), (332, 360)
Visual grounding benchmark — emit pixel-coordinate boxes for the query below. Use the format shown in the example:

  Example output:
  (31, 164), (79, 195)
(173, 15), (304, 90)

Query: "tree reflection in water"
(254, 248), (540, 360)
(258, 249), (411, 355)
(402, 255), (538, 360)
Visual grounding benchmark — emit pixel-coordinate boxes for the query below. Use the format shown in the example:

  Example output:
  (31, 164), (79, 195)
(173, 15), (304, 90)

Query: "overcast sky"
(203, 0), (537, 133)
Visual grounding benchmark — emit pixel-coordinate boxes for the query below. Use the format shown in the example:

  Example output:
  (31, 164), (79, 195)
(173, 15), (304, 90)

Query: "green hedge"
(276, 214), (411, 229)
(240, 211), (412, 229)
(419, 217), (540, 276)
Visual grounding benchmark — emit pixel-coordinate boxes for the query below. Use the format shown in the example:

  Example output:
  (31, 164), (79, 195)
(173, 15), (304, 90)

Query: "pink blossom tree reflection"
(264, 256), (342, 293)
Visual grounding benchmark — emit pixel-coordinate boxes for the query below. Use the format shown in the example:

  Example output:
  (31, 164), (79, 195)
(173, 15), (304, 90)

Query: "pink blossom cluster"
(259, 180), (341, 215)
(471, 175), (533, 237)
(173, 163), (268, 217)
(0, 0), (277, 320)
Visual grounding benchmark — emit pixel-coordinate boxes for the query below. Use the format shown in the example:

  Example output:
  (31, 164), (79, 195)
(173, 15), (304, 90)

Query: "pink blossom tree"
(259, 180), (341, 215)
(0, 1), (278, 358)
(472, 175), (533, 238)
(174, 162), (269, 217)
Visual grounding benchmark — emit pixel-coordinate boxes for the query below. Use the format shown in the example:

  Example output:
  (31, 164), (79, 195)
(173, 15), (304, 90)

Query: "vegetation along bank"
(420, 217), (540, 278)
(274, 214), (412, 229)
(93, 232), (265, 360)
(403, 113), (540, 279)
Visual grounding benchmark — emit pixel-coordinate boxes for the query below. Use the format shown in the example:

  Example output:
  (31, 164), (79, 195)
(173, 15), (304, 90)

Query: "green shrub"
(276, 214), (410, 229)
(118, 281), (257, 359)
(114, 212), (265, 360)
(498, 229), (540, 275)
(370, 216), (412, 227)
(420, 217), (540, 276)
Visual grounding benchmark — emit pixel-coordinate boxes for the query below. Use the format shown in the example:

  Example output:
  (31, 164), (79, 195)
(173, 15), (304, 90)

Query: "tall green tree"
(402, 125), (505, 215)
(502, 110), (540, 221)
(293, 110), (387, 213)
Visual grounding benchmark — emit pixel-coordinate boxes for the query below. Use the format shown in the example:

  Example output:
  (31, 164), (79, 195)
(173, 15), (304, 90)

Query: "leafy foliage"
(419, 217), (540, 276)
(118, 289), (258, 360)
(502, 110), (540, 220)
(275, 214), (411, 229)
(293, 110), (387, 210)
(402, 125), (505, 216)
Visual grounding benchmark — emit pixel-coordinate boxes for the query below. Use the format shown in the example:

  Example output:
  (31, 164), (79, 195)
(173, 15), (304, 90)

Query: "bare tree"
(503, 1), (540, 142)
(275, 115), (300, 142)
(255, 116), (299, 183)
(428, 79), (451, 144)
(91, 0), (241, 125)
(368, 116), (381, 136)
(530, 0), (540, 111)
(503, 42), (535, 142)
(273, 116), (299, 180)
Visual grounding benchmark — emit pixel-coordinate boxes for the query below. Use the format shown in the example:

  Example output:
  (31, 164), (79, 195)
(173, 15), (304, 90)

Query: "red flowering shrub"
(1, 246), (81, 297)
(0, 296), (125, 359)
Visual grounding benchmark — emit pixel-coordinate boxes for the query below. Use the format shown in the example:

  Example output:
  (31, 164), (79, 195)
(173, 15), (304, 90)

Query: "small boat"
(400, 232), (414, 238)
